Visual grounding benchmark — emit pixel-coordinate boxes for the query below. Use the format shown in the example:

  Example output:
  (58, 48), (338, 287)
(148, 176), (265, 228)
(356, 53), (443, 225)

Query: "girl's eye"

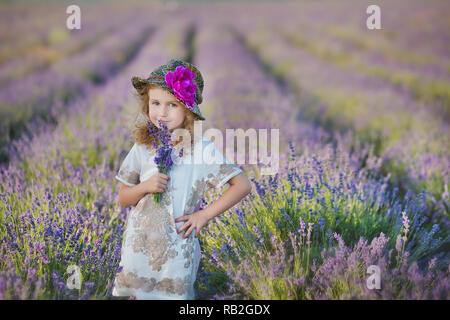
(151, 102), (177, 107)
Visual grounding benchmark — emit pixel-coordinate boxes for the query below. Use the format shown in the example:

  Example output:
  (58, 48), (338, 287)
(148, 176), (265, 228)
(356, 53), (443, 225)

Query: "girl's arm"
(175, 172), (252, 239)
(118, 182), (147, 207)
(202, 172), (252, 221)
(118, 173), (170, 207)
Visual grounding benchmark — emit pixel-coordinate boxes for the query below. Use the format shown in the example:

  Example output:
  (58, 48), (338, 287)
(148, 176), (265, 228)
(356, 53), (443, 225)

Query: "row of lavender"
(0, 4), (193, 299)
(191, 2), (449, 299)
(0, 4), (163, 164)
(278, 0), (450, 118)
(0, 3), (69, 65)
(238, 3), (449, 223)
(0, 3), (146, 87)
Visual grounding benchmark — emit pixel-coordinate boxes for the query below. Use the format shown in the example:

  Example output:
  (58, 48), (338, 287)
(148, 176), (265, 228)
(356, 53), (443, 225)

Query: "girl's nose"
(160, 107), (169, 116)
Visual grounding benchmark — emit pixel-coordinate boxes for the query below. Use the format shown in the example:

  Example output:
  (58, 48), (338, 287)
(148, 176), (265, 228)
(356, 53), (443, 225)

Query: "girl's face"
(148, 87), (186, 130)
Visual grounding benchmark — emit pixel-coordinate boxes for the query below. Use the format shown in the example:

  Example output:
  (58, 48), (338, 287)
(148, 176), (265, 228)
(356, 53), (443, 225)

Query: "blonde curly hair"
(131, 83), (202, 151)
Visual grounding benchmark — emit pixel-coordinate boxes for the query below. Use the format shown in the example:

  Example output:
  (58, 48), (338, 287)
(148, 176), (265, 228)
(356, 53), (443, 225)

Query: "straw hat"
(131, 58), (205, 120)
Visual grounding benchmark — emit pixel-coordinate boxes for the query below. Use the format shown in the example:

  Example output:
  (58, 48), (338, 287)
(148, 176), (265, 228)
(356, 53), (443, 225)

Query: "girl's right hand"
(143, 172), (170, 194)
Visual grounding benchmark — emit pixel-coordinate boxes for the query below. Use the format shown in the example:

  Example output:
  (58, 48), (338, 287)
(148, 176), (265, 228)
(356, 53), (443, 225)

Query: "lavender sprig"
(147, 119), (183, 204)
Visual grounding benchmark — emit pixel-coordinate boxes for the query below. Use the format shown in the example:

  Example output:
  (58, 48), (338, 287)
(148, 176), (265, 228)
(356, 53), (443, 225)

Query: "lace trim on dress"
(130, 192), (178, 272)
(117, 165), (140, 185)
(115, 270), (190, 296)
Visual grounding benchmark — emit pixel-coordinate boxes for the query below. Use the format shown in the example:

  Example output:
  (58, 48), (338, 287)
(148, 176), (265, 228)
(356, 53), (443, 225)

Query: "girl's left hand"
(175, 210), (210, 239)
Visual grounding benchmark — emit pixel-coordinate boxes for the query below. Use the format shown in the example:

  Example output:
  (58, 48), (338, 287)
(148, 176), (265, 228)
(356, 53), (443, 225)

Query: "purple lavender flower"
(147, 119), (183, 204)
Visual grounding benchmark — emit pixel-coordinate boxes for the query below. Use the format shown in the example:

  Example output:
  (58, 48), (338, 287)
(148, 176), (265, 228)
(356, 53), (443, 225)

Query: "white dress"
(112, 135), (243, 300)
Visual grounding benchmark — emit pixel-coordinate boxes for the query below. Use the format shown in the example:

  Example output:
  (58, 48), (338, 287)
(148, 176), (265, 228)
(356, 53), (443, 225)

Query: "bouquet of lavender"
(147, 119), (184, 204)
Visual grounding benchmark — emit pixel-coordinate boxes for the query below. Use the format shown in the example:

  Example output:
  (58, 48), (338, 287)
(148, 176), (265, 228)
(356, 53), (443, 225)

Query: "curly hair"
(131, 82), (202, 151)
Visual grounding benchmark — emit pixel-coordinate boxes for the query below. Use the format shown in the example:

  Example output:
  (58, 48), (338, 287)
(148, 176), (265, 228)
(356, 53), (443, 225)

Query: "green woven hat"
(132, 58), (205, 121)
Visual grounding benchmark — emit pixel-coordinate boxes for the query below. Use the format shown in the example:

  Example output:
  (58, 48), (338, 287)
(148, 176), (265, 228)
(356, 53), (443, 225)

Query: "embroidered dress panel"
(112, 136), (243, 299)
(115, 142), (141, 187)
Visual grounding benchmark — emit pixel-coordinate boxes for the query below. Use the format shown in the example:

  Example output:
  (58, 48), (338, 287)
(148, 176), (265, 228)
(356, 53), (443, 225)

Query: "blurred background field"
(0, 0), (448, 300)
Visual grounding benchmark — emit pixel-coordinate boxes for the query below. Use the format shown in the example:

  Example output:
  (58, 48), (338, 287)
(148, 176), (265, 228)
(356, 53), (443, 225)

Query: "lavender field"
(0, 0), (449, 300)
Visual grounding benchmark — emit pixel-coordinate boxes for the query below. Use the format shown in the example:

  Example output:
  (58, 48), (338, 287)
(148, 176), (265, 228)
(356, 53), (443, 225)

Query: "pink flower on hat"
(164, 65), (197, 109)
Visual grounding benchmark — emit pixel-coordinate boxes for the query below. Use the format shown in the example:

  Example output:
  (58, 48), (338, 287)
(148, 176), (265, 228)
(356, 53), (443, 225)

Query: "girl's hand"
(175, 210), (210, 239)
(142, 172), (170, 194)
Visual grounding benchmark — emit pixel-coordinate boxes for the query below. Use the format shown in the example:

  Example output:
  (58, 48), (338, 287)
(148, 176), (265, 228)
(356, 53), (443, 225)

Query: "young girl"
(111, 59), (252, 300)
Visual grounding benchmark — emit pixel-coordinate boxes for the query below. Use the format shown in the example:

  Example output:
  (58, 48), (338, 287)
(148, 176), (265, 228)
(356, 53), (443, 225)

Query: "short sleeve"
(203, 141), (243, 189)
(115, 143), (141, 187)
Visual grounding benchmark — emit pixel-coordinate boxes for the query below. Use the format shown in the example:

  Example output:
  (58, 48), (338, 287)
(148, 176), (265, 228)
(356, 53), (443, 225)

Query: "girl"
(112, 59), (252, 300)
